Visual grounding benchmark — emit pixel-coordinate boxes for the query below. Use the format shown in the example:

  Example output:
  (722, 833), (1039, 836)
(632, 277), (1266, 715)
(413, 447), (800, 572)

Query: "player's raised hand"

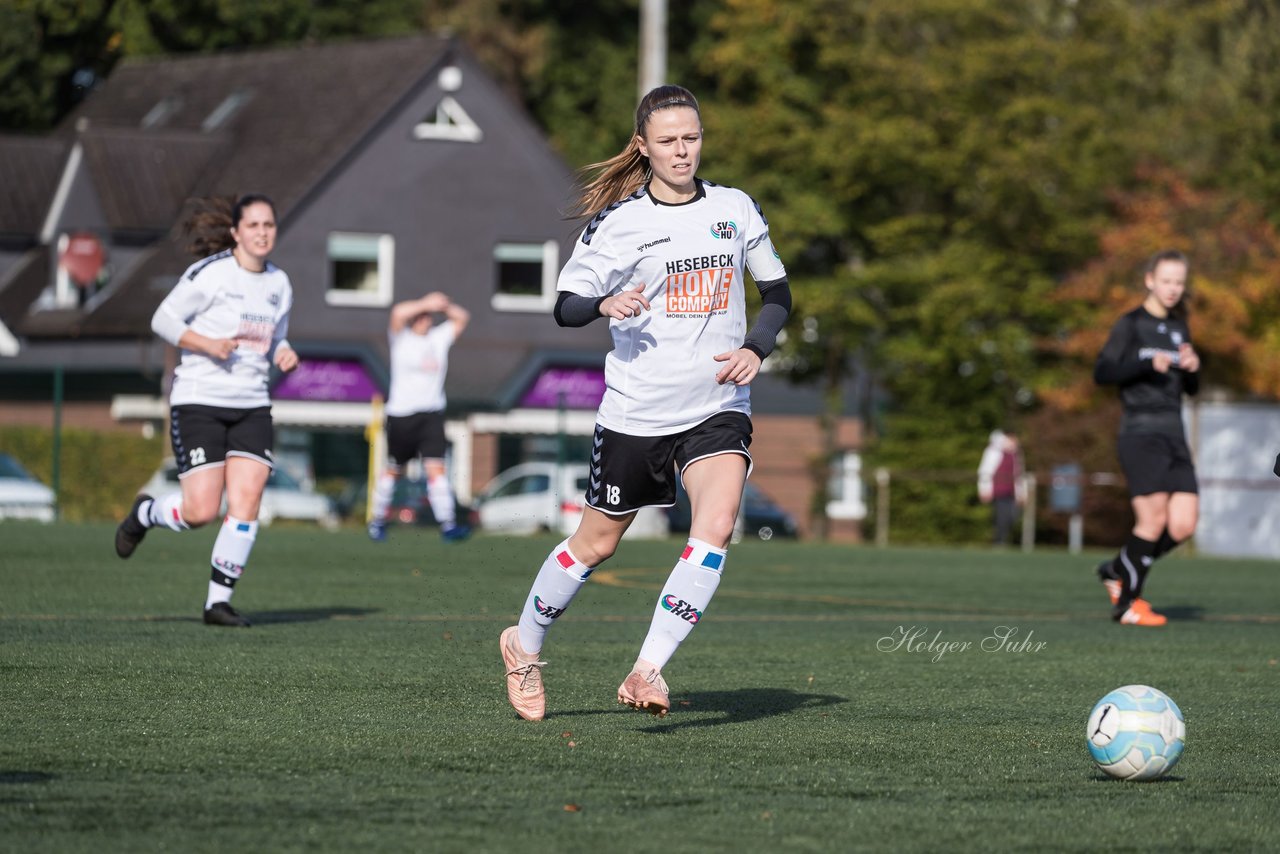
(713, 348), (762, 386)
(421, 291), (450, 313)
(600, 284), (650, 320)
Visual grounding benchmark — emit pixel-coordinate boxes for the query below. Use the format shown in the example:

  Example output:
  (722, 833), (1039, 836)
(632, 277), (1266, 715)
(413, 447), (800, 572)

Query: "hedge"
(0, 426), (166, 522)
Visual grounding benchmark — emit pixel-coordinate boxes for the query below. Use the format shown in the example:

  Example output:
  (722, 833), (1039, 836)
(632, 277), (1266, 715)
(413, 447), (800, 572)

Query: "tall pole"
(52, 365), (63, 520)
(639, 0), (668, 100)
(555, 391), (567, 534)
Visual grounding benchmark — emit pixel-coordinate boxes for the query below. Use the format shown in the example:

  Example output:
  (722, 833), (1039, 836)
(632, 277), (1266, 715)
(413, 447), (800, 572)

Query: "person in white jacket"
(977, 429), (1025, 546)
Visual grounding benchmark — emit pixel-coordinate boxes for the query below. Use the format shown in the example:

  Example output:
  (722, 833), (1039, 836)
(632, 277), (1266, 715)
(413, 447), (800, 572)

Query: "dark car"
(667, 479), (798, 541)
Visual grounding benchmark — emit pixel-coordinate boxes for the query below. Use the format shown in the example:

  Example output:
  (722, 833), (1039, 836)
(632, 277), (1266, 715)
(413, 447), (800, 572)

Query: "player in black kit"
(1094, 250), (1201, 627)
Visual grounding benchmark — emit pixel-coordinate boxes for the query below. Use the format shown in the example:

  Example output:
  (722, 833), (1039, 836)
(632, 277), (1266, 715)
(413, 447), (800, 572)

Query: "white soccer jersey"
(558, 179), (787, 435)
(152, 250), (293, 409)
(385, 321), (455, 416)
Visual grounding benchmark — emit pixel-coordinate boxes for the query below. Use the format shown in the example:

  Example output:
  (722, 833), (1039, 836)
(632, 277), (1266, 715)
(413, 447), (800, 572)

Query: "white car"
(0, 453), (56, 522)
(473, 462), (667, 539)
(140, 459), (338, 529)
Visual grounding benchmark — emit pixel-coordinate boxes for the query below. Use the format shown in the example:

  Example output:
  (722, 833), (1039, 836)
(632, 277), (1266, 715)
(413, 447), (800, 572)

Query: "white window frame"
(827, 450), (867, 520)
(53, 233), (79, 308)
(491, 240), (559, 313)
(325, 232), (395, 308)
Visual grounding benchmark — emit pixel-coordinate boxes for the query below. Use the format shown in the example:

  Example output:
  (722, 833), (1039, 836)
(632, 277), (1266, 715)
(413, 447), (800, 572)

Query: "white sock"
(426, 471), (456, 529)
(144, 492), (189, 531)
(637, 538), (725, 670)
(206, 579), (233, 607)
(516, 539), (594, 654)
(206, 516), (258, 609)
(370, 469), (398, 525)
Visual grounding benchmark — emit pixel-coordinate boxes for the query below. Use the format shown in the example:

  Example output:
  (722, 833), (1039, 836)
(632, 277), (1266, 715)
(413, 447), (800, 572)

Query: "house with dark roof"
(0, 34), (865, 538)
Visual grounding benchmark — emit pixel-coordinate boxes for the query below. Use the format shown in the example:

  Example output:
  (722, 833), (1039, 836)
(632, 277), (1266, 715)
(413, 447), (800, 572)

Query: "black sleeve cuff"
(554, 291), (608, 327)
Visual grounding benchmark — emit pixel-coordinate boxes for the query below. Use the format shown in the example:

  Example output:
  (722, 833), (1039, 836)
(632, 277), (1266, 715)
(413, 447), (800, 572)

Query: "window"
(489, 474), (550, 500)
(492, 240), (558, 312)
(202, 90), (252, 131)
(141, 96), (182, 129)
(326, 232), (394, 307)
(827, 451), (867, 520)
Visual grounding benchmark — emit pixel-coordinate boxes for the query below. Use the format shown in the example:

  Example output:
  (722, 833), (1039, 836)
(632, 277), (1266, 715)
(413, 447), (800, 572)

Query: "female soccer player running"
(114, 194), (298, 627)
(1094, 250), (1201, 627)
(500, 85), (792, 719)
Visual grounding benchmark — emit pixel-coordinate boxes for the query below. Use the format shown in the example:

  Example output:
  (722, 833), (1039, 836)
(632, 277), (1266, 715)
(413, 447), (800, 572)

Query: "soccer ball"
(1086, 685), (1185, 781)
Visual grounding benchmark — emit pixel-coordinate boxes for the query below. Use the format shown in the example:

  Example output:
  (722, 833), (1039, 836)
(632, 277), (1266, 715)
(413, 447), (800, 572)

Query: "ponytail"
(567, 139), (649, 220)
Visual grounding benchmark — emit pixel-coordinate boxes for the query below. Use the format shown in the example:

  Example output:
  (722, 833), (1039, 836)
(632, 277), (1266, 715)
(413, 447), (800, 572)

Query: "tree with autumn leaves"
(8, 0), (1280, 543)
(1028, 167), (1280, 545)
(1050, 169), (1280, 410)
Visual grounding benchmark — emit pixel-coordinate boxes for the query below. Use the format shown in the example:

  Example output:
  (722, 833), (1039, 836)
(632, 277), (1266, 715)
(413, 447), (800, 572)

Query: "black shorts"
(586, 411), (753, 515)
(387, 411), (448, 465)
(170, 405), (274, 476)
(1117, 432), (1198, 497)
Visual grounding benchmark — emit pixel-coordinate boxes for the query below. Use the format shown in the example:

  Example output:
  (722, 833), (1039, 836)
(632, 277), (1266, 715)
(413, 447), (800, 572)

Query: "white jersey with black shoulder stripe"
(385, 321), (455, 416)
(153, 251), (293, 409)
(558, 178), (787, 436)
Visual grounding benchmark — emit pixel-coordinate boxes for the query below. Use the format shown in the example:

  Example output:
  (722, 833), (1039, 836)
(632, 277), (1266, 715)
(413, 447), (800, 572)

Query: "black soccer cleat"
(115, 494), (153, 559)
(203, 602), (251, 627)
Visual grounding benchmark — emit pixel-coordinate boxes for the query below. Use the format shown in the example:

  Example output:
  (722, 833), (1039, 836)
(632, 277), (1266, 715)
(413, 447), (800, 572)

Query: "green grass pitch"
(2, 522), (1277, 852)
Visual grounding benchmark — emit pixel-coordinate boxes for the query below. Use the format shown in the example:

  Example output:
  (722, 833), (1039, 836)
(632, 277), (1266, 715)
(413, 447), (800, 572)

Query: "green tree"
(0, 0), (121, 131)
(692, 0), (1155, 540)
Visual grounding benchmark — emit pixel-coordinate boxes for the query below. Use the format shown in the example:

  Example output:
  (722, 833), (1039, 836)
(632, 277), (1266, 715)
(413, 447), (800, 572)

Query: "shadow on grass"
(1090, 773), (1184, 783)
(249, 607), (381, 625)
(634, 687), (848, 732)
(144, 607), (380, 625)
(1160, 604), (1204, 621)
(0, 771), (55, 784)
(545, 688), (846, 728)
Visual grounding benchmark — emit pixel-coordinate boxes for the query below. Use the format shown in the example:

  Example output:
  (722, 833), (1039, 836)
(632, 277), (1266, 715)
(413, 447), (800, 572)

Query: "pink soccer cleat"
(617, 661), (670, 717)
(500, 626), (547, 721)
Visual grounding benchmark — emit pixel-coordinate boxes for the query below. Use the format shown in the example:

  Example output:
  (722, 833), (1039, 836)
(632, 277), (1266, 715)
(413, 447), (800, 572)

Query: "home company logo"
(664, 254), (734, 316)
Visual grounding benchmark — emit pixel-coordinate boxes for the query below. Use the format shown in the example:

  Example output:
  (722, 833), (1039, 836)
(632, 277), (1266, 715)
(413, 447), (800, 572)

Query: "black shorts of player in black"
(1117, 432), (1198, 499)
(386, 411), (448, 466)
(586, 412), (753, 515)
(170, 405), (274, 475)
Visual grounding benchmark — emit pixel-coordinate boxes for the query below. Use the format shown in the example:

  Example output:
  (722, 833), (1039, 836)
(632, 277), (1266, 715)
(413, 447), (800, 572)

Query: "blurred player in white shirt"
(114, 194), (298, 628)
(367, 291), (471, 542)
